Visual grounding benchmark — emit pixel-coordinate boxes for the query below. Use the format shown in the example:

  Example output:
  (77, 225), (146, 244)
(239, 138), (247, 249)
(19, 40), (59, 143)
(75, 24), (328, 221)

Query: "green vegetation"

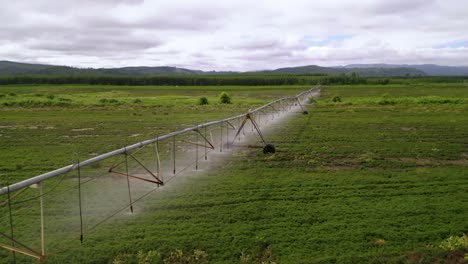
(1, 82), (467, 263)
(0, 74), (307, 86)
(111, 249), (209, 264)
(219, 92), (232, 104)
(1, 72), (467, 87)
(0, 85), (309, 110)
(438, 234), (468, 251)
(198, 97), (209, 105)
(332, 95), (341, 102)
(0, 74), (339, 86)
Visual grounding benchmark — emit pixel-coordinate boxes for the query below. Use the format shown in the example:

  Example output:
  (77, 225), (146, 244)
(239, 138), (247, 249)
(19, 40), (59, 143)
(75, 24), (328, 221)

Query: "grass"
(0, 85), (310, 108)
(1, 83), (467, 263)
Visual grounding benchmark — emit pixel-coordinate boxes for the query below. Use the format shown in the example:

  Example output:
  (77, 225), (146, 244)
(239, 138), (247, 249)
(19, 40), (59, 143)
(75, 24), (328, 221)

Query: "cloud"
(368, 0), (436, 14)
(1, 0), (468, 70)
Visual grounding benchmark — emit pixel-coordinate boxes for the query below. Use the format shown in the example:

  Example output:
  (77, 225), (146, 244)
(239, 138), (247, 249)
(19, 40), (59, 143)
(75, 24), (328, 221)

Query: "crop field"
(0, 84), (309, 263)
(1, 83), (467, 263)
(0, 85), (309, 183)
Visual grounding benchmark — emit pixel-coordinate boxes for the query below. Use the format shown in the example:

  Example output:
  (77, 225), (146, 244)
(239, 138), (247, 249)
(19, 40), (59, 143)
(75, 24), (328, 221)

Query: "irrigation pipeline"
(0, 86), (320, 195)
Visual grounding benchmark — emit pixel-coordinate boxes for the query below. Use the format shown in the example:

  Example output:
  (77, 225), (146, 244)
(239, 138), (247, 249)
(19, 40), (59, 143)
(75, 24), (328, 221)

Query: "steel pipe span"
(0, 86), (320, 195)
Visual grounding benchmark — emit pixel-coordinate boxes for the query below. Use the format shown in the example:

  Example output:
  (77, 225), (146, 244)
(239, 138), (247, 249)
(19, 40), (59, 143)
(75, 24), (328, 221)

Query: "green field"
(0, 85), (308, 183)
(1, 83), (467, 263)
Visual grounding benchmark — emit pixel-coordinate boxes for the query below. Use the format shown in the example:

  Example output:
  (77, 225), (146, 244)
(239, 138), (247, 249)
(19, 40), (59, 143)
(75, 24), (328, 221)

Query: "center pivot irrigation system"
(0, 86), (320, 261)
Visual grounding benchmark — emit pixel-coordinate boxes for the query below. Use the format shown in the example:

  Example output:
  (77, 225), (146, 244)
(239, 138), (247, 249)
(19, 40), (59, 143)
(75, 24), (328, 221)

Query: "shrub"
(219, 92), (232, 104)
(332, 96), (341, 102)
(0, 94), (6, 98)
(8, 92), (16, 97)
(46, 94), (56, 100)
(376, 93), (397, 105)
(133, 98), (142, 104)
(198, 97), (209, 105)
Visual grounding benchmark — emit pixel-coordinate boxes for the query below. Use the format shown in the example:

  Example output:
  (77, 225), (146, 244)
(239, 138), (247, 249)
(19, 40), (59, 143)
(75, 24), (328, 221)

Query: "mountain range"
(1, 60), (468, 77)
(344, 64), (468, 76)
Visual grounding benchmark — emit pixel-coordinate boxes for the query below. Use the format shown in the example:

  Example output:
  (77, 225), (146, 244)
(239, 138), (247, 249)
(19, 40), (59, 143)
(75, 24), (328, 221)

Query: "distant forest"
(0, 74), (367, 86)
(1, 74), (467, 86)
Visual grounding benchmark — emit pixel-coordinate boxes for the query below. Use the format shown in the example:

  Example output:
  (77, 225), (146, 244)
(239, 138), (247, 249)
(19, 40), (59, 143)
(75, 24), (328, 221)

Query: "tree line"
(0, 73), (369, 86)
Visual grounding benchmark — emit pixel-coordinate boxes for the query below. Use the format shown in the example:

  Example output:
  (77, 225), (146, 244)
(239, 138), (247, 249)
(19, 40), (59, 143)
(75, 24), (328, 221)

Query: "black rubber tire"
(303, 111), (309, 115)
(263, 144), (276, 154)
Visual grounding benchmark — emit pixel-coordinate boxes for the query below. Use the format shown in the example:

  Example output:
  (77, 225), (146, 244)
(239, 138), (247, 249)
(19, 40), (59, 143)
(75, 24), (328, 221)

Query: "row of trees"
(0, 73), (371, 86)
(319, 73), (368, 85)
(0, 75), (300, 86)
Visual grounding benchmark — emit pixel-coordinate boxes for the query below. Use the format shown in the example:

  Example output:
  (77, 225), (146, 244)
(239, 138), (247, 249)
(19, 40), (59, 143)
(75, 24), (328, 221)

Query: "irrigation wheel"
(263, 144), (276, 154)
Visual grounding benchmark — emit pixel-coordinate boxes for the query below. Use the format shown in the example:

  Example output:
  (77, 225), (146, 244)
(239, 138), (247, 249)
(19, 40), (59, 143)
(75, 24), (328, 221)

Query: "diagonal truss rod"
(181, 129), (215, 150)
(295, 97), (305, 111)
(0, 232), (44, 261)
(231, 113), (267, 145)
(108, 152), (163, 185)
(221, 121), (236, 130)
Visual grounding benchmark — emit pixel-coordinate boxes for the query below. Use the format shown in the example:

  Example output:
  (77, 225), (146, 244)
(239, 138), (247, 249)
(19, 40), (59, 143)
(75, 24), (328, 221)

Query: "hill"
(3, 60), (468, 77)
(0, 61), (52, 75)
(0, 61), (204, 76)
(263, 65), (347, 75)
(346, 63), (468, 76)
(263, 65), (425, 77)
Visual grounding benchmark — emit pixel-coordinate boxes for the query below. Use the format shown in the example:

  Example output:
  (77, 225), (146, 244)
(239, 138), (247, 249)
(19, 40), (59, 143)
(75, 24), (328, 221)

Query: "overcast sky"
(1, 0), (467, 71)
